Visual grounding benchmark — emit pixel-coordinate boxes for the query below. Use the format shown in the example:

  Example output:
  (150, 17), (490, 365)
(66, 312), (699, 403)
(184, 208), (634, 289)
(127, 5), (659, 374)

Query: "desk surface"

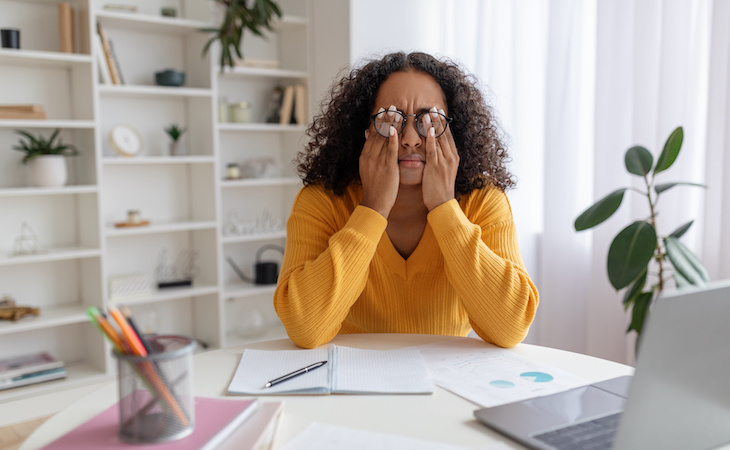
(21, 334), (633, 449)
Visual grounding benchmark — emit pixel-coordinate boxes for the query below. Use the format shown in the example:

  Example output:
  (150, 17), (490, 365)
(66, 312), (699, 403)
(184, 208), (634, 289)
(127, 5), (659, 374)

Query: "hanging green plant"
(201, 0), (283, 70)
(574, 126), (709, 340)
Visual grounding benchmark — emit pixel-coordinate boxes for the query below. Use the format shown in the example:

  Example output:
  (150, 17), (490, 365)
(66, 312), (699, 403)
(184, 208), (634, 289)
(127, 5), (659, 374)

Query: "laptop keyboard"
(533, 412), (622, 450)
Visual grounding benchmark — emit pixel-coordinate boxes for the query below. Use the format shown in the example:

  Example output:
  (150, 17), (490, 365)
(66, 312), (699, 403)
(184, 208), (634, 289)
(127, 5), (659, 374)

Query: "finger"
(437, 108), (458, 158)
(425, 125), (439, 165)
(386, 125), (399, 163)
(362, 107), (387, 156)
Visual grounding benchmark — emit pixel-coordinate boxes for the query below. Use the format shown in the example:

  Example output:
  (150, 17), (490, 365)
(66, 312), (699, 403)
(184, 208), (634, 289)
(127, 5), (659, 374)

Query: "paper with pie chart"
(413, 338), (590, 408)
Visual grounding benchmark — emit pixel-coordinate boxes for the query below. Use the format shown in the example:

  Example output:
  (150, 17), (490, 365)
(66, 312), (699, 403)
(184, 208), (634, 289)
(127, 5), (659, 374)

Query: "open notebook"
(227, 344), (433, 395)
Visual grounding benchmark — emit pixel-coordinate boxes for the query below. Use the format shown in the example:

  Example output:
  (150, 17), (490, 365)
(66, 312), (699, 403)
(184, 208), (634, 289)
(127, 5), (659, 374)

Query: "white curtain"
(349, 0), (730, 364)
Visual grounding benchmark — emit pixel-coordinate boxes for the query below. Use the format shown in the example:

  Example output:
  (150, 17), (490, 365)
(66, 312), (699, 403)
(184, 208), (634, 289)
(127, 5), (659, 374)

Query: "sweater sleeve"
(273, 187), (387, 348)
(427, 190), (539, 347)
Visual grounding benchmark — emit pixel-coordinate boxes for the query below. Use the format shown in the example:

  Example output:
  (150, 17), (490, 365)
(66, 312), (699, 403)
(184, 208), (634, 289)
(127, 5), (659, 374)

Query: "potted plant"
(12, 129), (78, 187)
(574, 126), (709, 347)
(201, 0), (282, 70)
(164, 124), (187, 156)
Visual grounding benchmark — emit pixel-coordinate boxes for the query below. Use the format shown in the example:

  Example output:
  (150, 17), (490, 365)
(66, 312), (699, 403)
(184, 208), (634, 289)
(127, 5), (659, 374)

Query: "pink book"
(41, 397), (259, 449)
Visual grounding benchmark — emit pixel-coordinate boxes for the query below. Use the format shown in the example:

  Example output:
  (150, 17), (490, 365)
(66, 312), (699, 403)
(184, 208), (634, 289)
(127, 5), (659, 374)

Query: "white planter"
(27, 155), (68, 187)
(169, 140), (186, 156)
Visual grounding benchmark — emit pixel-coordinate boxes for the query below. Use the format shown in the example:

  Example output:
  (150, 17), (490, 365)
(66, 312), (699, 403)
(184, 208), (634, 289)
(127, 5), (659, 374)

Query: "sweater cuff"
(427, 199), (471, 237)
(347, 205), (388, 243)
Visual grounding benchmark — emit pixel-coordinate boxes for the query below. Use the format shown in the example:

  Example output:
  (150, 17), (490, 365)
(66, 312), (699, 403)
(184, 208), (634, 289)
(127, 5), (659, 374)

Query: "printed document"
(413, 338), (589, 408)
(227, 344), (433, 395)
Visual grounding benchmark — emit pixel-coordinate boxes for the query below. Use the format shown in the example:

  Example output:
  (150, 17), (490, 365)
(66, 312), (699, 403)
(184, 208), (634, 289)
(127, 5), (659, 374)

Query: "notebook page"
(331, 346), (433, 394)
(227, 348), (330, 395)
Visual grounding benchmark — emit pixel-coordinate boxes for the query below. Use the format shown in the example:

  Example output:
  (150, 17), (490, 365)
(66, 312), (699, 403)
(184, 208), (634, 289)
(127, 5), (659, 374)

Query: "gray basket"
(113, 335), (196, 444)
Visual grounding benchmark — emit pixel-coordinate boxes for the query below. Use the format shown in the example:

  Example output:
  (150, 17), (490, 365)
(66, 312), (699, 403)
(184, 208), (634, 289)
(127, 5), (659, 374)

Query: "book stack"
(0, 104), (48, 120)
(0, 352), (66, 391)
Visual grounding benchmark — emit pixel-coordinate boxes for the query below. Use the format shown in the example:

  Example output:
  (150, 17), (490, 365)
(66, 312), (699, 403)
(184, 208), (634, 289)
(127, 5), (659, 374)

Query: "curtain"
(349, 0), (730, 364)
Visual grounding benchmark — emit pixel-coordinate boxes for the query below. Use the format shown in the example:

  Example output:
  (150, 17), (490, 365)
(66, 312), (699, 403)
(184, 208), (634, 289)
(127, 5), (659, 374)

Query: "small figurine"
(0, 295), (40, 321)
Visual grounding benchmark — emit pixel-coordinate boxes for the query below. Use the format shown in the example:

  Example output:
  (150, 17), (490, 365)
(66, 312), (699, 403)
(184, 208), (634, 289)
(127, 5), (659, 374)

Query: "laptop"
(474, 279), (730, 450)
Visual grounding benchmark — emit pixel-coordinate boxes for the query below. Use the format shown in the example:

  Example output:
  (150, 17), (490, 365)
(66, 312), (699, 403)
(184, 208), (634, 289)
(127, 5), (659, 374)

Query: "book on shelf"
(0, 351), (64, 380)
(107, 39), (125, 85)
(233, 59), (281, 70)
(0, 367), (67, 391)
(0, 104), (47, 120)
(294, 84), (307, 125)
(41, 397), (264, 449)
(93, 35), (112, 84)
(58, 2), (75, 53)
(96, 22), (121, 85)
(278, 84), (295, 125)
(0, 351), (66, 391)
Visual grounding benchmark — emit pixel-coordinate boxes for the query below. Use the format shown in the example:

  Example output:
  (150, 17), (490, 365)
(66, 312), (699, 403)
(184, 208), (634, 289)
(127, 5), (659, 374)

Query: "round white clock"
(109, 124), (142, 157)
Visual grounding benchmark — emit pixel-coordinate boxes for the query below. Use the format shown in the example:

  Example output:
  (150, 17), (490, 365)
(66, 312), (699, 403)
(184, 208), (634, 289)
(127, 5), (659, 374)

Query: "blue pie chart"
(489, 380), (515, 389)
(520, 372), (554, 383)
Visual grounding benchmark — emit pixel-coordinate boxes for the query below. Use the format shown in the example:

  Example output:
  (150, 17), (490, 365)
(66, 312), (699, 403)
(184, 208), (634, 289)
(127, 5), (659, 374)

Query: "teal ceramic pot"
(155, 69), (185, 87)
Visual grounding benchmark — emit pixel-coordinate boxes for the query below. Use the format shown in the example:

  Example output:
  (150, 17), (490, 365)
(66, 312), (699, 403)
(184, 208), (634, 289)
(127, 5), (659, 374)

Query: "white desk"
(21, 334), (633, 449)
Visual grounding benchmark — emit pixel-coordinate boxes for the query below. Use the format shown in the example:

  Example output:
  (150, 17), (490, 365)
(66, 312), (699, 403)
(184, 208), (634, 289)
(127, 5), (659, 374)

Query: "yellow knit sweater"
(273, 183), (539, 349)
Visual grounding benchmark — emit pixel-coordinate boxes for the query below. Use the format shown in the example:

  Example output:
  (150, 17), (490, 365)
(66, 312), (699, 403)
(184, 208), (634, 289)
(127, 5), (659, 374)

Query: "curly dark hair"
(297, 51), (514, 196)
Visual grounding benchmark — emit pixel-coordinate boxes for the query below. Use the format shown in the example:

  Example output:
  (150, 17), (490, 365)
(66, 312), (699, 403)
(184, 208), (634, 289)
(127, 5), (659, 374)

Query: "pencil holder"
(113, 335), (197, 444)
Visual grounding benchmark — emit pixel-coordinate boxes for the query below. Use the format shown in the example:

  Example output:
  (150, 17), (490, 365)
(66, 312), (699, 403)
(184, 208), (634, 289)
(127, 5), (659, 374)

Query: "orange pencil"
(87, 307), (125, 353)
(108, 304), (148, 356)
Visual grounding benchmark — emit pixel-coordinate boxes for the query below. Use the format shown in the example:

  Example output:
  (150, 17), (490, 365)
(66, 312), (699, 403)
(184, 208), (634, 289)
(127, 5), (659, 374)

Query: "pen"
(265, 360), (328, 388)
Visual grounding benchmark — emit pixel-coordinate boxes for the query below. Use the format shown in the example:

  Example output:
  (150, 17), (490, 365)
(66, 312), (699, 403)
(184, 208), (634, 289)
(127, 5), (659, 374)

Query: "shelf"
(221, 230), (287, 244)
(220, 67), (308, 79)
(0, 247), (101, 266)
(103, 156), (215, 165)
(0, 49), (92, 69)
(98, 85), (213, 99)
(105, 220), (217, 237)
(96, 10), (215, 35)
(0, 120), (96, 129)
(113, 283), (220, 306)
(217, 123), (306, 132)
(0, 305), (88, 336)
(221, 177), (300, 188)
(223, 282), (277, 299)
(0, 185), (98, 197)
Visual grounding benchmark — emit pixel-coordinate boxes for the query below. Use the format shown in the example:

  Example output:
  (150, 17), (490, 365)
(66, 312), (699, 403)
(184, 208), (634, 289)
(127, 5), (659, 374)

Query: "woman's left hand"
(422, 108), (459, 211)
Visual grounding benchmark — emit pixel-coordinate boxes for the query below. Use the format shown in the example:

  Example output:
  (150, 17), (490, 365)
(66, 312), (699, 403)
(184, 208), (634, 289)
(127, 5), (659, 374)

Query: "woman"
(274, 52), (538, 349)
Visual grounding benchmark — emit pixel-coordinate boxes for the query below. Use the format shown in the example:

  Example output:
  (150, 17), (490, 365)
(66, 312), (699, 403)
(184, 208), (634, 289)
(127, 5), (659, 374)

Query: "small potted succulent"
(164, 124), (187, 156)
(12, 129), (79, 187)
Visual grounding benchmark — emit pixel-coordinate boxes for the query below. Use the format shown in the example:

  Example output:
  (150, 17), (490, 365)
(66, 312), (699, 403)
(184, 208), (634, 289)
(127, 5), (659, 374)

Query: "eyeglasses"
(370, 109), (453, 138)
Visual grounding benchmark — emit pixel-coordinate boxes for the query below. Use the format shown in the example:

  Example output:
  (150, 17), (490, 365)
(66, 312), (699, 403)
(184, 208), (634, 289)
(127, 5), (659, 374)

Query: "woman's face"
(371, 70), (448, 186)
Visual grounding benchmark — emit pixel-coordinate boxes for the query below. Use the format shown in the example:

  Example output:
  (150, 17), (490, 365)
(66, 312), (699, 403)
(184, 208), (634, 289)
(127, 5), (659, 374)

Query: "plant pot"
(169, 140), (186, 156)
(27, 155), (67, 187)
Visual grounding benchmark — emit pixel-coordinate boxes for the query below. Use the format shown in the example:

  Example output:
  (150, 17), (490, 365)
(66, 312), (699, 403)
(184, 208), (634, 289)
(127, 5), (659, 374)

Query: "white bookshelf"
(0, 0), (312, 401)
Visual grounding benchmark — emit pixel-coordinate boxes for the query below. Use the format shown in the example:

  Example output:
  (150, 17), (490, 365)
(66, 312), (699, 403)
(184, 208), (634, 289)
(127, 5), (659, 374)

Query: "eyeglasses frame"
(370, 109), (454, 139)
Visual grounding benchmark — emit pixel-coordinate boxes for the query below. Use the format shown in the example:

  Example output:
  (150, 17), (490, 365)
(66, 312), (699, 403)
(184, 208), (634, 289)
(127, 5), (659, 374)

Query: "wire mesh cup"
(113, 335), (197, 444)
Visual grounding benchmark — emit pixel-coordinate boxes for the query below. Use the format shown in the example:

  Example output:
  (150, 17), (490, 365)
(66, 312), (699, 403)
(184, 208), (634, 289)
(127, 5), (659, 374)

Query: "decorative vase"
(169, 140), (186, 156)
(27, 155), (67, 187)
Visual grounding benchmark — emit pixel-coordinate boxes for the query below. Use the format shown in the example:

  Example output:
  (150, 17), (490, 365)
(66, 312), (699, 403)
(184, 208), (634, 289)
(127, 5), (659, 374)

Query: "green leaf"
(623, 268), (647, 310)
(654, 182), (706, 195)
(654, 126), (683, 174)
(669, 220), (693, 239)
(625, 146), (653, 176)
(574, 188), (627, 231)
(607, 221), (657, 290)
(664, 236), (710, 285)
(627, 292), (653, 334)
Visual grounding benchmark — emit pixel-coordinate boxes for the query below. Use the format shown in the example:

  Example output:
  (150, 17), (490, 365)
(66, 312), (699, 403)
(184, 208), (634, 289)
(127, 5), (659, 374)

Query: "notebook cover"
(41, 397), (258, 449)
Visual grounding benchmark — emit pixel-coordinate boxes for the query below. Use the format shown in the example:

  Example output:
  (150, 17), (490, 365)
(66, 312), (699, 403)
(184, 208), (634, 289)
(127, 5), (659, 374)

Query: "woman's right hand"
(359, 106), (400, 218)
